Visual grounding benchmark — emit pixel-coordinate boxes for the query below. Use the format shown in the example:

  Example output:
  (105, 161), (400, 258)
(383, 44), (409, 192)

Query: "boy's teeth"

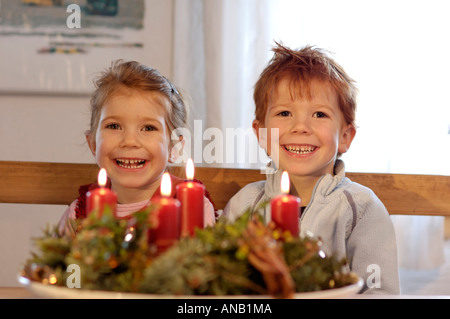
(285, 145), (316, 154)
(116, 159), (146, 168)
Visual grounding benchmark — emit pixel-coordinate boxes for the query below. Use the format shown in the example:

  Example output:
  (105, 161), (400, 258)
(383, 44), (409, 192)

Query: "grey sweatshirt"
(223, 160), (400, 295)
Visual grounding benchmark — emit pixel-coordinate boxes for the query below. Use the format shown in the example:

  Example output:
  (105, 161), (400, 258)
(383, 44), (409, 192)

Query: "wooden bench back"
(1, 161), (449, 216)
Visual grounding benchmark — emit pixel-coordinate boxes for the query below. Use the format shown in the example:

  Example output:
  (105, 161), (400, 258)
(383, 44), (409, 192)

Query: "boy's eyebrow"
(268, 102), (336, 111)
(313, 104), (336, 112)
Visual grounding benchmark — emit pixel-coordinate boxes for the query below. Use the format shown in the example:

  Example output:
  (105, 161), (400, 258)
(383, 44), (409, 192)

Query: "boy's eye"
(277, 110), (291, 117)
(313, 111), (328, 118)
(106, 123), (120, 130)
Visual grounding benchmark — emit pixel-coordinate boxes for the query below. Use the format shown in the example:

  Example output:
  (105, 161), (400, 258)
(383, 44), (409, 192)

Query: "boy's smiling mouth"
(115, 158), (146, 169)
(283, 144), (317, 155)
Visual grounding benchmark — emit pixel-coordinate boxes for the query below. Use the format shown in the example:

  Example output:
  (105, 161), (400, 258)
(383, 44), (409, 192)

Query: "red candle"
(176, 159), (205, 237)
(271, 171), (301, 237)
(148, 172), (181, 252)
(86, 168), (117, 218)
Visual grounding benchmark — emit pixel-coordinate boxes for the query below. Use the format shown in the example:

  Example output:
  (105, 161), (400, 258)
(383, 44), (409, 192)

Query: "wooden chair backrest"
(1, 161), (449, 216)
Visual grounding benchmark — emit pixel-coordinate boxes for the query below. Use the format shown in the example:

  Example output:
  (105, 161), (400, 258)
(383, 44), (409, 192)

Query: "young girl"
(58, 60), (215, 235)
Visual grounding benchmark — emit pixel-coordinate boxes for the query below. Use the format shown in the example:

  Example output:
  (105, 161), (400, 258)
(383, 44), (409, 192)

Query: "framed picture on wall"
(0, 0), (162, 95)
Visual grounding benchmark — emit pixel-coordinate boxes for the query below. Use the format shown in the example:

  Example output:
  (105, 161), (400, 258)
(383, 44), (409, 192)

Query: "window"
(271, 0), (450, 174)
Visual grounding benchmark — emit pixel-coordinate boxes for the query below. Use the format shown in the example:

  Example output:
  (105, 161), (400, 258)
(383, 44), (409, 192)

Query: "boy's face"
(253, 78), (355, 178)
(87, 88), (172, 202)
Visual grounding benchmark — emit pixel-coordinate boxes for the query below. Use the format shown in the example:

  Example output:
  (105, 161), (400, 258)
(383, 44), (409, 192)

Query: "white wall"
(0, 0), (174, 286)
(1, 95), (94, 163)
(0, 96), (93, 286)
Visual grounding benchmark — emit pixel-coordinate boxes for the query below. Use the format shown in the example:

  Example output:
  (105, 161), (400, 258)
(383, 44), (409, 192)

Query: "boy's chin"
(278, 163), (335, 179)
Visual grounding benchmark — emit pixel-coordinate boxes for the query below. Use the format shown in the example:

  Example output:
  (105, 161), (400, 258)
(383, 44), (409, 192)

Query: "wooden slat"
(1, 161), (449, 216)
(346, 172), (450, 216)
(0, 161), (99, 205)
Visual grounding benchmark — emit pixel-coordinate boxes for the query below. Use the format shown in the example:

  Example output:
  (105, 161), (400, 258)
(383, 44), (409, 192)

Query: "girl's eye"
(313, 111), (328, 118)
(277, 110), (291, 117)
(106, 123), (120, 130)
(142, 125), (156, 132)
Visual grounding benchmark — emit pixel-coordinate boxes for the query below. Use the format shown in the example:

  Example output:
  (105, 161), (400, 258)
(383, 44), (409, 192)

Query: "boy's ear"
(85, 135), (96, 157)
(252, 120), (264, 146)
(253, 119), (272, 157)
(169, 135), (185, 163)
(338, 124), (356, 154)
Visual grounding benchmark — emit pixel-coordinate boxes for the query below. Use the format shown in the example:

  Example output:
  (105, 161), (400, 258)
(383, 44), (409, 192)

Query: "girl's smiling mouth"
(115, 158), (147, 169)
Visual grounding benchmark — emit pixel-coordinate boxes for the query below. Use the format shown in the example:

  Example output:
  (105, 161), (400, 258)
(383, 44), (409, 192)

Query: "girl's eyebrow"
(99, 115), (119, 123)
(101, 114), (163, 123)
(139, 115), (166, 125)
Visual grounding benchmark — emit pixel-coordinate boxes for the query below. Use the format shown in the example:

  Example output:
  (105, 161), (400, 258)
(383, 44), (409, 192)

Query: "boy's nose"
(290, 118), (313, 135)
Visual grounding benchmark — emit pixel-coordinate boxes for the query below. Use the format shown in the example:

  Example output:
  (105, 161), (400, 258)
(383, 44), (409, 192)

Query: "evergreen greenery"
(22, 204), (357, 297)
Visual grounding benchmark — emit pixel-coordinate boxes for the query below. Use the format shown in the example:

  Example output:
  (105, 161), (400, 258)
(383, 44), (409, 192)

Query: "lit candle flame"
(186, 158), (194, 180)
(281, 171), (290, 194)
(98, 168), (107, 187)
(161, 172), (172, 197)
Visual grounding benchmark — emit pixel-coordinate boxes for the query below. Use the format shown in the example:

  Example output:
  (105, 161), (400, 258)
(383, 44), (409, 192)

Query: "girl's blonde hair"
(87, 60), (187, 143)
(254, 43), (358, 128)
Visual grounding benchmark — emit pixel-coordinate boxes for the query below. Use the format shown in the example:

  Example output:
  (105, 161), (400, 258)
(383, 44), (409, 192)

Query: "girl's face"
(254, 78), (355, 179)
(88, 89), (172, 203)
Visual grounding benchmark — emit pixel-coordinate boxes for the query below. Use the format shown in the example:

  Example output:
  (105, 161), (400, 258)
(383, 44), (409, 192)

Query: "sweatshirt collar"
(265, 159), (346, 198)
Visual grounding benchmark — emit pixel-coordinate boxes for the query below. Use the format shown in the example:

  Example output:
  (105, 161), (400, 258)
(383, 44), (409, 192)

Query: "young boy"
(223, 43), (399, 294)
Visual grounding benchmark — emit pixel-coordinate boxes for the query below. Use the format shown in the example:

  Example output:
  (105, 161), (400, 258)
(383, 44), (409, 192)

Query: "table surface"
(1, 287), (449, 299)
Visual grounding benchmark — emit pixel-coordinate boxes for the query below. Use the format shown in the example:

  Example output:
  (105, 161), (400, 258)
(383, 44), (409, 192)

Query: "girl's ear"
(169, 135), (185, 163)
(86, 134), (96, 157)
(338, 124), (356, 154)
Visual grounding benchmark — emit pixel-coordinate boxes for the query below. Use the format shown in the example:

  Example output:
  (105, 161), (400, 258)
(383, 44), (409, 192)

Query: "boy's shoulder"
(230, 180), (266, 204)
(331, 161), (379, 202)
(340, 177), (389, 215)
(342, 177), (378, 199)
(223, 180), (266, 220)
(239, 179), (266, 191)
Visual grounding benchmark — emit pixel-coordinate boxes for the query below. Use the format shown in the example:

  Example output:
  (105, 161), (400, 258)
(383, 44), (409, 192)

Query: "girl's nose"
(119, 130), (142, 148)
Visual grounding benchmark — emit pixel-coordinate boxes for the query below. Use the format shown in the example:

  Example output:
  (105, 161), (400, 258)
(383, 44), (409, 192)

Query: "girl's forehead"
(103, 88), (169, 115)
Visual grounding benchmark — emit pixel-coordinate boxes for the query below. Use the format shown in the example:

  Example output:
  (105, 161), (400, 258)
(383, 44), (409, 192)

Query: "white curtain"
(171, 0), (448, 270)
(172, 0), (275, 168)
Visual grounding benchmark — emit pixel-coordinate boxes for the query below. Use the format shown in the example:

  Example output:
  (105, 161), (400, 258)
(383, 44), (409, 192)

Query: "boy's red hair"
(253, 43), (358, 127)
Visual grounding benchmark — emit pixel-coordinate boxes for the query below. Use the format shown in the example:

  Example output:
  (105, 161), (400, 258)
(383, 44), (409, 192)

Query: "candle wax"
(148, 196), (181, 252)
(176, 181), (205, 237)
(86, 187), (117, 218)
(271, 194), (300, 237)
